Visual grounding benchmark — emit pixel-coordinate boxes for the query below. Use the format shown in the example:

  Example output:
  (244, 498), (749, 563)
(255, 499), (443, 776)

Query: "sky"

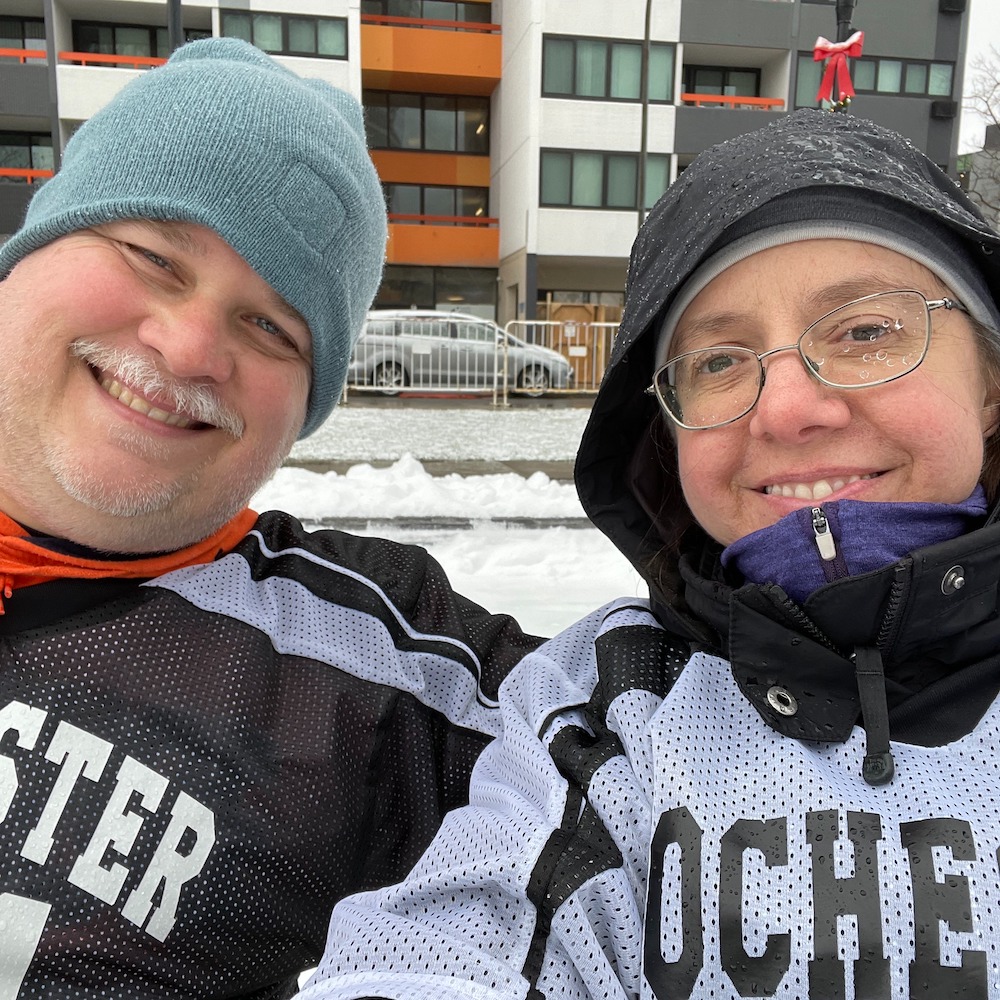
(252, 404), (647, 638)
(959, 0), (1000, 152)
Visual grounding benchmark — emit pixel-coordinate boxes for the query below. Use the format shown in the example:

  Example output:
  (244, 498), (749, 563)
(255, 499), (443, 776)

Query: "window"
(542, 35), (674, 103)
(796, 52), (954, 106)
(384, 183), (489, 221)
(220, 11), (347, 58)
(360, 1), (491, 26)
(374, 265), (497, 315)
(0, 16), (45, 60)
(0, 132), (53, 172)
(72, 21), (209, 58)
(683, 65), (760, 97)
(540, 149), (669, 210)
(364, 92), (490, 153)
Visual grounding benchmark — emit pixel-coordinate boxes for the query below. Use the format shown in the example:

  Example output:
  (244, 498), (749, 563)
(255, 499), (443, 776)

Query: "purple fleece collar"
(721, 487), (988, 604)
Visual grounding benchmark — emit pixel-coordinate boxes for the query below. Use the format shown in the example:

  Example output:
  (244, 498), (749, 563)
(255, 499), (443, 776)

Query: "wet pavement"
(285, 392), (591, 482)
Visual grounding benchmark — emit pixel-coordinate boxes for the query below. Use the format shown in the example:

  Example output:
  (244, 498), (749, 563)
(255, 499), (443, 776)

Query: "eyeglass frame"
(645, 288), (969, 431)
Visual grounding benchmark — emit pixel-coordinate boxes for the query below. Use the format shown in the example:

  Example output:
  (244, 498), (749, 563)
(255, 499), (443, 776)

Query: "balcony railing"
(360, 14), (500, 33)
(388, 213), (497, 227)
(0, 46), (46, 63)
(680, 92), (784, 110)
(0, 167), (54, 183)
(59, 51), (166, 69)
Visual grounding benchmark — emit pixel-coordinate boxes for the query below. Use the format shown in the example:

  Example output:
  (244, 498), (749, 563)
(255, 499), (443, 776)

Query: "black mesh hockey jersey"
(0, 509), (538, 999)
(303, 598), (1000, 1000)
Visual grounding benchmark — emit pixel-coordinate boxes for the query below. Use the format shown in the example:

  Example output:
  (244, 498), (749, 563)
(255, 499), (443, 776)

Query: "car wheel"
(516, 365), (550, 397)
(372, 361), (406, 396)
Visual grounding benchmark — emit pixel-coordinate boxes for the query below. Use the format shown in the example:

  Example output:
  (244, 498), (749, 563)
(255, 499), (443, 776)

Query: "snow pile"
(254, 454), (584, 522)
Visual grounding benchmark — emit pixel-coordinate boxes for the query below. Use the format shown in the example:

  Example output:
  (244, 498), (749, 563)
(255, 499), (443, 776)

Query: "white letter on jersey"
(68, 755), (168, 905)
(0, 892), (51, 1000)
(122, 791), (216, 942)
(21, 721), (113, 865)
(0, 701), (47, 823)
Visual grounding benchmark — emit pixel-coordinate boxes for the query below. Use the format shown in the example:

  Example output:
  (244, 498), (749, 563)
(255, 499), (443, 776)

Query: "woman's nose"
(748, 349), (851, 441)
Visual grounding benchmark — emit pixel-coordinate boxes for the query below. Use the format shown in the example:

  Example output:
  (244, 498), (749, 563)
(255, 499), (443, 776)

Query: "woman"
(301, 110), (1000, 999)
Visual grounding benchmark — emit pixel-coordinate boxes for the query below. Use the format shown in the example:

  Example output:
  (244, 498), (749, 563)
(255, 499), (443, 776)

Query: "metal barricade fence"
(501, 320), (618, 401)
(346, 313), (503, 397)
(343, 313), (619, 403)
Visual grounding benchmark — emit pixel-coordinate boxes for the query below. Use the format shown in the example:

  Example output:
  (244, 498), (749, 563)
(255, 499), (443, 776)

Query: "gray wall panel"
(673, 106), (789, 155)
(0, 185), (35, 238)
(681, 0), (794, 47)
(0, 65), (51, 118)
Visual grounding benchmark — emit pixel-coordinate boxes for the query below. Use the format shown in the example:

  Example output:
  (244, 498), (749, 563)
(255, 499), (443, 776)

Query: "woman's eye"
(838, 316), (901, 343)
(695, 352), (741, 376)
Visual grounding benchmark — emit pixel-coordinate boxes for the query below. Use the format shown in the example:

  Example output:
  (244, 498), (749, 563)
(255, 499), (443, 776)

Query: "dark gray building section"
(674, 0), (967, 174)
(680, 0), (795, 47)
(0, 63), (50, 118)
(1, 62), (50, 238)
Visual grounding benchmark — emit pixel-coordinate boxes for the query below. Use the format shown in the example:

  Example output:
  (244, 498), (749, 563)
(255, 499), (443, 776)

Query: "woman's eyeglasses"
(647, 289), (968, 431)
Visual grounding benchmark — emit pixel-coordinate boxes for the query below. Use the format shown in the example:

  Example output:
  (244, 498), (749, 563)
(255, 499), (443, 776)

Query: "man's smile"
(98, 373), (200, 429)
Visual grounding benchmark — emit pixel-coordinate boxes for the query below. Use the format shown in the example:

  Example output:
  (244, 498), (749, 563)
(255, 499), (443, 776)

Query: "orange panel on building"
(387, 223), (499, 267)
(370, 150), (491, 187)
(360, 23), (501, 95)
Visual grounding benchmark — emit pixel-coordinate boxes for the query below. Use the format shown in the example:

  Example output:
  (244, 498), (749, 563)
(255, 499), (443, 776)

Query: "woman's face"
(672, 239), (999, 547)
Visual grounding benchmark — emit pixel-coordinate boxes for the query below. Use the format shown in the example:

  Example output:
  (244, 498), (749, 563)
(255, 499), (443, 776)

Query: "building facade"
(0, 0), (972, 326)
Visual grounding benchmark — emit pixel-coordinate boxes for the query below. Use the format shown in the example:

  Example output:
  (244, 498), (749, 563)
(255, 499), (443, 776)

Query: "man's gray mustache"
(71, 340), (244, 438)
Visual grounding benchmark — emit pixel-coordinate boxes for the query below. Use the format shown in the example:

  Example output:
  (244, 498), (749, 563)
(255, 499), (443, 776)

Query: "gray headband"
(656, 193), (1000, 368)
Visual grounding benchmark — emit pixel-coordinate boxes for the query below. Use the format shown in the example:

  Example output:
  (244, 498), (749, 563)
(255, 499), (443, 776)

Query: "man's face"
(0, 220), (311, 552)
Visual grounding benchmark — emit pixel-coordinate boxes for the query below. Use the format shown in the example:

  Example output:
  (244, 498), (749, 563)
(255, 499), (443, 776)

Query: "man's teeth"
(100, 377), (193, 429)
(764, 474), (875, 499)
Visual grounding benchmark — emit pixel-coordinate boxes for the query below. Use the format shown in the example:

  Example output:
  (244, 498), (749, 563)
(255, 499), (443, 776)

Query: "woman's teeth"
(764, 473), (876, 500)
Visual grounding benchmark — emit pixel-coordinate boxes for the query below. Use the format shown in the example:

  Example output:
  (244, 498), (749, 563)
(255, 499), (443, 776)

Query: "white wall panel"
(536, 207), (638, 258)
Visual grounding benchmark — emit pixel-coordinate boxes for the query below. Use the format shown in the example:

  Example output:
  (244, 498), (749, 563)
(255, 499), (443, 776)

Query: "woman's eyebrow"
(673, 270), (923, 353)
(800, 273), (905, 312)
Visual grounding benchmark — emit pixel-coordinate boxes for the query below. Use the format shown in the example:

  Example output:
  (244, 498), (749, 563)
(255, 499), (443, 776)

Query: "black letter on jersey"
(720, 817), (791, 996)
(901, 818), (986, 997)
(806, 809), (889, 999)
(646, 806), (703, 999)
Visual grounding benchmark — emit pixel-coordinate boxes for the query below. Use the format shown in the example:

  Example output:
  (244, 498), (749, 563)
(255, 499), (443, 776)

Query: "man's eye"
(253, 316), (298, 350)
(125, 243), (172, 270)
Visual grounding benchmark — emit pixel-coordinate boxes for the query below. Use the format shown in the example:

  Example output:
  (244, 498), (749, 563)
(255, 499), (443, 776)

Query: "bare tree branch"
(962, 45), (1000, 223)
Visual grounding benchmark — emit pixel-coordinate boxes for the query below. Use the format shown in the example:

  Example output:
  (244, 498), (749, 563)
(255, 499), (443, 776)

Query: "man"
(0, 38), (537, 998)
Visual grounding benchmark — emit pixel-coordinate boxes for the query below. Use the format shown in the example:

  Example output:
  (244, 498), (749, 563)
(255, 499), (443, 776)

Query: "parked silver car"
(347, 310), (574, 396)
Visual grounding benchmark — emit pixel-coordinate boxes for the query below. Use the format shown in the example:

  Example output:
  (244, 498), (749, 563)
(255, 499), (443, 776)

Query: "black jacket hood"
(574, 109), (1000, 609)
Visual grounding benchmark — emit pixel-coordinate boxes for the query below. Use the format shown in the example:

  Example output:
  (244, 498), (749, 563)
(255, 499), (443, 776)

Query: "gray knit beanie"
(0, 37), (387, 438)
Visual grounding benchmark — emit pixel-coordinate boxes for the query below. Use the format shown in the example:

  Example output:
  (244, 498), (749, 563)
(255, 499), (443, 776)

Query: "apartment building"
(0, 0), (971, 327)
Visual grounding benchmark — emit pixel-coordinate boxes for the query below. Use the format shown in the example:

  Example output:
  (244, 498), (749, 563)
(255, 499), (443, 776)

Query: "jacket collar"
(676, 522), (1000, 748)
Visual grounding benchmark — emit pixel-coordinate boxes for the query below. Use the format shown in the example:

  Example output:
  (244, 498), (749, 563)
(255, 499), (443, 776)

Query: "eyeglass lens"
(656, 290), (933, 429)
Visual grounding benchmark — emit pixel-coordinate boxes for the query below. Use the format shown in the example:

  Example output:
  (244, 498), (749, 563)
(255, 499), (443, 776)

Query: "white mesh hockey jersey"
(304, 598), (1000, 1000)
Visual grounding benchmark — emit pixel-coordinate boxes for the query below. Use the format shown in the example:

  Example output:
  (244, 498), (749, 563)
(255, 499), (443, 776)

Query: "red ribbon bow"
(813, 31), (865, 103)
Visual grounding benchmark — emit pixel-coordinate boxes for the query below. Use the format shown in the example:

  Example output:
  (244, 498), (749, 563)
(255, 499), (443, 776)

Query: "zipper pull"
(811, 507), (837, 561)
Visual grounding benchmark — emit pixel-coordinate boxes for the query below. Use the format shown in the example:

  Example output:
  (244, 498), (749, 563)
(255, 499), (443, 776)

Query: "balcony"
(387, 214), (498, 267)
(361, 15), (501, 95)
(0, 48), (51, 119)
(59, 51), (166, 69)
(0, 168), (53, 183)
(679, 92), (784, 110)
